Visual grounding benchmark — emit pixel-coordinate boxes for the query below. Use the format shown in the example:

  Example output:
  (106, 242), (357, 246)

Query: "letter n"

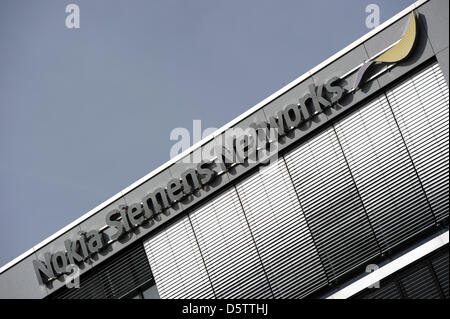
(32, 253), (55, 285)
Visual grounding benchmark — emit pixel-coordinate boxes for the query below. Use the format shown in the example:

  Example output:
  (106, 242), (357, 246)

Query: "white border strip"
(326, 230), (449, 299)
(0, 0), (429, 274)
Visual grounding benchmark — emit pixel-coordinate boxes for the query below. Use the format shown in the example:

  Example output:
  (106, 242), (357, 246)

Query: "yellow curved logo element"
(354, 12), (417, 90)
(375, 12), (416, 63)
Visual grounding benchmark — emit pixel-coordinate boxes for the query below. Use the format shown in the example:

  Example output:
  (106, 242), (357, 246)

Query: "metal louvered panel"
(51, 268), (107, 299)
(399, 263), (441, 299)
(99, 243), (153, 298)
(235, 158), (327, 298)
(50, 240), (153, 299)
(284, 127), (380, 281)
(352, 245), (449, 299)
(430, 247), (449, 298)
(334, 95), (435, 252)
(386, 62), (449, 222)
(358, 281), (403, 299)
(143, 216), (214, 299)
(189, 187), (273, 299)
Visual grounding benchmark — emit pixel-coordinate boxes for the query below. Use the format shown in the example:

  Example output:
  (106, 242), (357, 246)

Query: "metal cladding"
(144, 62), (449, 299)
(352, 245), (449, 299)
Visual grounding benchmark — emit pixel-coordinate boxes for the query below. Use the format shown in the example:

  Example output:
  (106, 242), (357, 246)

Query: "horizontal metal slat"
(334, 94), (435, 252)
(189, 187), (273, 299)
(285, 127), (379, 281)
(143, 217), (214, 299)
(236, 158), (328, 298)
(386, 62), (449, 223)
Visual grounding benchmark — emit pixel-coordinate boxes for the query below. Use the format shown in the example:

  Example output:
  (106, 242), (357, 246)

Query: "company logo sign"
(32, 77), (346, 285)
(32, 12), (420, 286)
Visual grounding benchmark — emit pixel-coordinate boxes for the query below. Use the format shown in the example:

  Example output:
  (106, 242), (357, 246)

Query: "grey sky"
(0, 0), (414, 266)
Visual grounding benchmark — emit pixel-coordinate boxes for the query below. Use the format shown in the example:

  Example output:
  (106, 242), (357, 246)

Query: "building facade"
(0, 0), (448, 299)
